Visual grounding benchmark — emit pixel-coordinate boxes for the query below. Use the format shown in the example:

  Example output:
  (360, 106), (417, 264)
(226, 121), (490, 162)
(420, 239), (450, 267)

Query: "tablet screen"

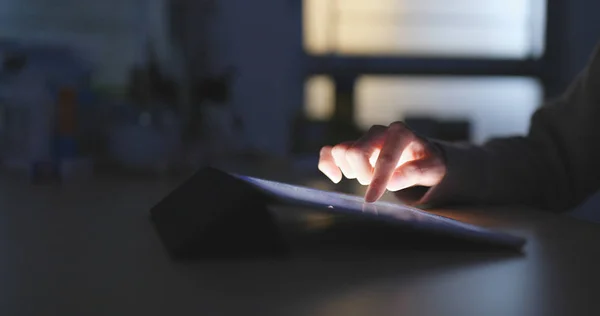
(235, 174), (526, 250)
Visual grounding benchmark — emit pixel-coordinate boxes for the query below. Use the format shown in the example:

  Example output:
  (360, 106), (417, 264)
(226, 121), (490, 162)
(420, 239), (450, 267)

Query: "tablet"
(234, 174), (526, 250)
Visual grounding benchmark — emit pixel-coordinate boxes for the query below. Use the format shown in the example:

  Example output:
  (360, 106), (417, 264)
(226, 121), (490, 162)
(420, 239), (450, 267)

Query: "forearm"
(397, 44), (600, 211)
(420, 63), (600, 210)
(420, 137), (570, 211)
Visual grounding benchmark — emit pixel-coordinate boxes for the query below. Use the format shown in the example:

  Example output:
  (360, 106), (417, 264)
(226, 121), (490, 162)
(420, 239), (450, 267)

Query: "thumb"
(386, 156), (446, 191)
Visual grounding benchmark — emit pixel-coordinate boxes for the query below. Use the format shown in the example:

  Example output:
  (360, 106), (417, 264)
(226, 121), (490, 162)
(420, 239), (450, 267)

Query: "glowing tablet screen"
(235, 174), (526, 250)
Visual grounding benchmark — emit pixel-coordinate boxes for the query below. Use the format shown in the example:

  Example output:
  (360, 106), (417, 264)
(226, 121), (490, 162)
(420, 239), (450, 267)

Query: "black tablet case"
(150, 167), (525, 259)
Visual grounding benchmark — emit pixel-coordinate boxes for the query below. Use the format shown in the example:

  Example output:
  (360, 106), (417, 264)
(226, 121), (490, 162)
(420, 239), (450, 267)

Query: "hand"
(318, 122), (447, 203)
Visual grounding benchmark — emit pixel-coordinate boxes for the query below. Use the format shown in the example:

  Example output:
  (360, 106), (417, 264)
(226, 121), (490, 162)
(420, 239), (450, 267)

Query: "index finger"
(365, 122), (415, 202)
(345, 125), (386, 185)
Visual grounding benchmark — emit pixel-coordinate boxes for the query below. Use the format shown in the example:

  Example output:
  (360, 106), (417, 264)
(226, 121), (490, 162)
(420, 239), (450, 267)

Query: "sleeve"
(415, 46), (600, 212)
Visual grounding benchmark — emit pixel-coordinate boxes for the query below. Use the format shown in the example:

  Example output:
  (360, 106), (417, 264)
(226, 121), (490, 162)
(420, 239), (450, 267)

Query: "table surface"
(1, 170), (599, 316)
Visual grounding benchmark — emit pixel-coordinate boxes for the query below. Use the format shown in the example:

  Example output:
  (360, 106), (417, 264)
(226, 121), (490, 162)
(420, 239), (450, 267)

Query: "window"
(303, 0), (546, 59)
(354, 75), (543, 143)
(304, 75), (335, 121)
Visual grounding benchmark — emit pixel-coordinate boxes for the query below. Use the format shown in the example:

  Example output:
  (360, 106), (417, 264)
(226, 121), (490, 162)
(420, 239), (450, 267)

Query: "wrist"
(419, 140), (488, 207)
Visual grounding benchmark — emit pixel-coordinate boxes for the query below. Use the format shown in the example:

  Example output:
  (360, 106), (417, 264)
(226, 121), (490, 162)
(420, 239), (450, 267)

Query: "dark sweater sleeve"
(417, 46), (600, 212)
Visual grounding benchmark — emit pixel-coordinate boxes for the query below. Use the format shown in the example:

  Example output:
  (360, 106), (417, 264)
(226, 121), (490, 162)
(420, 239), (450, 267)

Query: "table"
(1, 173), (600, 316)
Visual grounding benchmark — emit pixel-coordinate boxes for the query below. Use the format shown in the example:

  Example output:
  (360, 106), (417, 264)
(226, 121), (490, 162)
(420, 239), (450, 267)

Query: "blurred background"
(0, 0), (598, 181)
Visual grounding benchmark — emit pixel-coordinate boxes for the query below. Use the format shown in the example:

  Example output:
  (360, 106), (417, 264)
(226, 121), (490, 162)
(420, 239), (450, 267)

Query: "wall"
(544, 0), (600, 96)
(564, 1), (600, 84)
(212, 0), (303, 156)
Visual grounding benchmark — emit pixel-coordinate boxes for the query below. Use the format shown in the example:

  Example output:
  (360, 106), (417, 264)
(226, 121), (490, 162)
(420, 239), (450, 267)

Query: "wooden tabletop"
(1, 172), (599, 316)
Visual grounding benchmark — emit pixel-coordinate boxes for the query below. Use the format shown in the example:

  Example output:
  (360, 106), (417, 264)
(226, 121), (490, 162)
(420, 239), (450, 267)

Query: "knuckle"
(370, 178), (383, 188)
(378, 152), (396, 164)
(389, 121), (414, 137)
(319, 146), (331, 156)
(368, 125), (386, 133)
(388, 121), (408, 130)
(331, 144), (345, 157)
(346, 147), (365, 160)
